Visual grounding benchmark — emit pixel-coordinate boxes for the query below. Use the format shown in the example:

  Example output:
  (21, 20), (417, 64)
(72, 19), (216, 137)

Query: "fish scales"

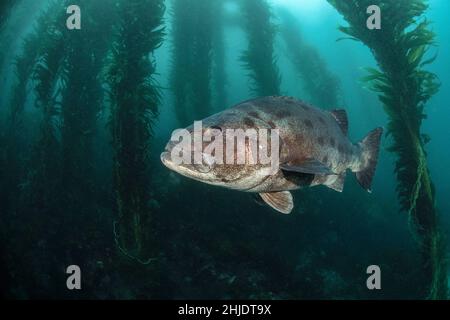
(161, 96), (383, 214)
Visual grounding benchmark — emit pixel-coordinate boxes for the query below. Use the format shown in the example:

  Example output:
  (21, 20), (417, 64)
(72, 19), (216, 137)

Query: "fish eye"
(210, 125), (222, 132)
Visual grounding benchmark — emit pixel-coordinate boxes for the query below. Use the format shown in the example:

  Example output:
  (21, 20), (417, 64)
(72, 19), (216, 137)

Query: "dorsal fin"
(330, 109), (348, 135)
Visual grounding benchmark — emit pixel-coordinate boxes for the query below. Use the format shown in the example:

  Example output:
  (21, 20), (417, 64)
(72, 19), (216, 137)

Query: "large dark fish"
(161, 96), (383, 214)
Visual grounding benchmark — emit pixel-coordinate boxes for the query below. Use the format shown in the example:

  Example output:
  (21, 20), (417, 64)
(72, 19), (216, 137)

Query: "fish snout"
(160, 151), (171, 167)
(161, 149), (180, 172)
(161, 138), (180, 166)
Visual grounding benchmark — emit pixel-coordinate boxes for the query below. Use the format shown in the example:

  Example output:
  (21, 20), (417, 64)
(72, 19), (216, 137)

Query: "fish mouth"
(160, 150), (200, 181)
(160, 151), (173, 169)
(161, 150), (192, 176)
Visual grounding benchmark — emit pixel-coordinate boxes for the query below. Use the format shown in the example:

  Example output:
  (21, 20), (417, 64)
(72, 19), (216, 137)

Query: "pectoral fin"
(259, 191), (293, 214)
(280, 158), (335, 175)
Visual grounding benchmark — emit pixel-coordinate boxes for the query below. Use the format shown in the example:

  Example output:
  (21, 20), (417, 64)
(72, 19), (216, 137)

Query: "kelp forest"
(0, 0), (448, 299)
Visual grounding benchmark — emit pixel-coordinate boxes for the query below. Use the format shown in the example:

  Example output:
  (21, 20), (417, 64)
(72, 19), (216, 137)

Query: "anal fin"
(326, 172), (346, 192)
(259, 191), (293, 214)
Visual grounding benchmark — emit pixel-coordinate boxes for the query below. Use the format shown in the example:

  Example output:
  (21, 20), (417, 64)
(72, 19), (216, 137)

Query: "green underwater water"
(0, 0), (449, 299)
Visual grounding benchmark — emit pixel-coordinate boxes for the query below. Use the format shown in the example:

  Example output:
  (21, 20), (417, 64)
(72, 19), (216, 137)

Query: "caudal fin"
(355, 127), (383, 192)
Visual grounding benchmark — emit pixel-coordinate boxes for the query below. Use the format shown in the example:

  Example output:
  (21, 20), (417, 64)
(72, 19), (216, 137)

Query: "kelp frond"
(169, 0), (194, 126)
(240, 0), (281, 96)
(28, 1), (67, 210)
(105, 0), (165, 263)
(278, 8), (341, 109)
(0, 0), (15, 30)
(58, 0), (116, 205)
(328, 0), (446, 299)
(169, 0), (217, 125)
(211, 0), (228, 111)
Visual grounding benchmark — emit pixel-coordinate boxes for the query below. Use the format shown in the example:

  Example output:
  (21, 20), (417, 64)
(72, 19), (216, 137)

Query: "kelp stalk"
(278, 8), (341, 109)
(59, 0), (115, 209)
(106, 0), (165, 263)
(212, 0), (227, 111)
(30, 2), (67, 211)
(0, 0), (15, 30)
(240, 0), (281, 96)
(170, 0), (216, 125)
(0, 30), (42, 214)
(328, 0), (446, 299)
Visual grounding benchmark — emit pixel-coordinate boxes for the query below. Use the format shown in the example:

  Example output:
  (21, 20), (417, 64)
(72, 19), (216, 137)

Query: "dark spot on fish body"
(280, 133), (304, 164)
(275, 110), (291, 119)
(248, 111), (260, 119)
(322, 155), (328, 164)
(303, 119), (314, 129)
(318, 116), (326, 125)
(243, 117), (255, 127)
(329, 137), (335, 147)
(317, 136), (325, 146)
(210, 125), (222, 132)
(268, 120), (276, 129)
(295, 133), (304, 140)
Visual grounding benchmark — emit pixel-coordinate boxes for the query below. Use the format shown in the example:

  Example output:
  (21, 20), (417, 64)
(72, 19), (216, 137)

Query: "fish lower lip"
(160, 151), (170, 166)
